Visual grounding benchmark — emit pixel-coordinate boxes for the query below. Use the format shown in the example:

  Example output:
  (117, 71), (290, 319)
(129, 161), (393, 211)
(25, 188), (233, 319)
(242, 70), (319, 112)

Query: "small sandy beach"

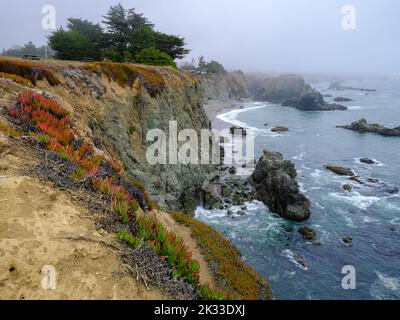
(203, 99), (244, 121)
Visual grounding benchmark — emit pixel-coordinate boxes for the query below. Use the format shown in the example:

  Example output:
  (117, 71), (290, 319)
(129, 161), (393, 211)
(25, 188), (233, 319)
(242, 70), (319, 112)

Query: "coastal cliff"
(0, 57), (271, 300)
(200, 71), (251, 101)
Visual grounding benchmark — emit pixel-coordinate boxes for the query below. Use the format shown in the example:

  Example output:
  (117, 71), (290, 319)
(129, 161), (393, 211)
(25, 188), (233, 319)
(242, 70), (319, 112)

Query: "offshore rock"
(251, 149), (311, 221)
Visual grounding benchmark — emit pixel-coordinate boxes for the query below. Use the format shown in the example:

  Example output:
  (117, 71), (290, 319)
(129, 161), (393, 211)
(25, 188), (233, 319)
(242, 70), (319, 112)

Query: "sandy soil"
(0, 131), (164, 300)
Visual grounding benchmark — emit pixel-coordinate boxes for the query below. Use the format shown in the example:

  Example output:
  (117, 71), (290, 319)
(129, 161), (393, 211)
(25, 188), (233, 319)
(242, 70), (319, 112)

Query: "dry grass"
(84, 62), (165, 97)
(0, 57), (60, 86)
(0, 72), (33, 87)
(0, 120), (21, 137)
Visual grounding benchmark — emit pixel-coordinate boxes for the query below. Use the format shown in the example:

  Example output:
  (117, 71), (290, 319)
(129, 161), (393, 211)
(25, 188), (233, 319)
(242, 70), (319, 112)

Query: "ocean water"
(196, 78), (400, 300)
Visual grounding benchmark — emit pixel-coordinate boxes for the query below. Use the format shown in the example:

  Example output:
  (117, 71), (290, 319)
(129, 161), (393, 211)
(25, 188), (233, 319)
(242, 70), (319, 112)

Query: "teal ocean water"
(196, 78), (400, 300)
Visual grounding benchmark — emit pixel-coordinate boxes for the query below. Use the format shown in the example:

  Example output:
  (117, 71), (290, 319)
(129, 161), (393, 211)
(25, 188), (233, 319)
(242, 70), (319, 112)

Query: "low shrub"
(28, 132), (48, 144)
(117, 215), (200, 285)
(94, 177), (139, 223)
(134, 47), (177, 68)
(197, 284), (234, 300)
(117, 230), (141, 248)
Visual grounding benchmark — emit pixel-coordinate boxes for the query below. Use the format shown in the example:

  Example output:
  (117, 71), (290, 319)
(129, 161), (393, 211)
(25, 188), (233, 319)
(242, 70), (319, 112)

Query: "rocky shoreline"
(337, 119), (400, 137)
(251, 149), (311, 221)
(202, 100), (311, 222)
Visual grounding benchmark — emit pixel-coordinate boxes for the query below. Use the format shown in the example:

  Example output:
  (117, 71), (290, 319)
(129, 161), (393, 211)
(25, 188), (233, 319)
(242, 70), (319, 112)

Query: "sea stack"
(251, 149), (311, 221)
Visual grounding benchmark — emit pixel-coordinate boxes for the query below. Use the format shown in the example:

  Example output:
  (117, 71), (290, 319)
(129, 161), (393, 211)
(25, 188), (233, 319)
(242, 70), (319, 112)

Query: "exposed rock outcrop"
(201, 71), (251, 101)
(254, 75), (347, 111)
(348, 176), (399, 195)
(342, 237), (353, 245)
(298, 226), (317, 241)
(324, 165), (355, 176)
(201, 171), (257, 211)
(251, 149), (311, 222)
(334, 97), (353, 102)
(282, 88), (347, 111)
(360, 158), (377, 165)
(271, 126), (289, 132)
(64, 63), (218, 213)
(337, 119), (400, 137)
(329, 82), (376, 92)
(254, 75), (306, 103)
(343, 184), (353, 192)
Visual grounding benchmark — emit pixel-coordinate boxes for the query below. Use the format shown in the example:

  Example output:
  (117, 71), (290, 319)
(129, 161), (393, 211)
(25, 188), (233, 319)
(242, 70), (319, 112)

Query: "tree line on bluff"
(1, 3), (228, 73)
(47, 4), (187, 67)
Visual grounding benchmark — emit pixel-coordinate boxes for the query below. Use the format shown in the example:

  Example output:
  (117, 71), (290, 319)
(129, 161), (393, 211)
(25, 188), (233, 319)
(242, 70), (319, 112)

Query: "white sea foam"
(375, 271), (400, 291)
(390, 217), (400, 225)
(293, 152), (305, 161)
(281, 249), (309, 271)
(194, 207), (226, 220)
(313, 201), (326, 210)
(298, 182), (309, 194)
(329, 192), (380, 210)
(216, 102), (281, 137)
(361, 216), (380, 223)
(310, 169), (323, 178)
(371, 272), (400, 298)
(246, 201), (265, 211)
(337, 209), (357, 228)
(283, 271), (296, 278)
(348, 106), (363, 110)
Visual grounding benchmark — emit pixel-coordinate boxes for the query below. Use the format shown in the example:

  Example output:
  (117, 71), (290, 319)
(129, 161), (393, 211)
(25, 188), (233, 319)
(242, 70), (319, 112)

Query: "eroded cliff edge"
(0, 57), (271, 300)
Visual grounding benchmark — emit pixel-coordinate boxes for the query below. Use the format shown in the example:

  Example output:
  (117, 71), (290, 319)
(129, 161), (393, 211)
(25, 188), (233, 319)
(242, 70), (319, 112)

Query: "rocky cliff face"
(87, 67), (213, 212)
(254, 75), (347, 111)
(253, 75), (306, 103)
(251, 149), (311, 221)
(6, 61), (214, 213)
(200, 71), (251, 100)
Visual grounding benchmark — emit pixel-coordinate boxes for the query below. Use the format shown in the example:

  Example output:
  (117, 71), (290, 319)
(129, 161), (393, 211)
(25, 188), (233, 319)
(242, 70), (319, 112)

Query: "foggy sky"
(1, 0), (399, 75)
